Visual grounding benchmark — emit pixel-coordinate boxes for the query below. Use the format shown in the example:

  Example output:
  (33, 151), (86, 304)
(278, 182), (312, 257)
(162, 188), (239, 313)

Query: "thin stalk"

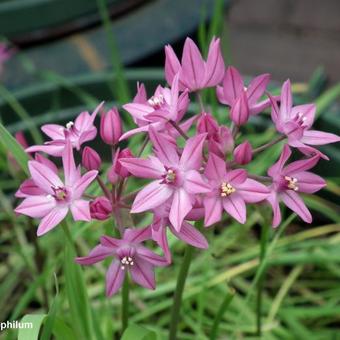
(256, 222), (270, 336)
(121, 276), (129, 334)
(169, 246), (194, 340)
(196, 92), (205, 112)
(252, 135), (286, 155)
(96, 176), (111, 199)
(210, 288), (235, 340)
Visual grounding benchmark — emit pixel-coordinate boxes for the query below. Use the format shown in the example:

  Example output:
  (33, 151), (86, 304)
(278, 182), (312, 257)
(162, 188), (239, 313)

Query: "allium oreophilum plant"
(15, 37), (340, 337)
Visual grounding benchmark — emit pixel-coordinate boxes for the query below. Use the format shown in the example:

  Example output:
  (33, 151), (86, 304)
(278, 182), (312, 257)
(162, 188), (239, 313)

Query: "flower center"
(52, 186), (68, 201)
(120, 256), (134, 270)
(284, 176), (299, 191)
(293, 112), (308, 128)
(148, 94), (165, 109)
(164, 169), (176, 184)
(220, 182), (235, 197)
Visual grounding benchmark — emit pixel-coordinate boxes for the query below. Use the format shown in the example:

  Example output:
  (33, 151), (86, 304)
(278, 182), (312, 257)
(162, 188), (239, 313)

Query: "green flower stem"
(169, 246), (194, 340)
(121, 276), (129, 334)
(256, 222), (270, 336)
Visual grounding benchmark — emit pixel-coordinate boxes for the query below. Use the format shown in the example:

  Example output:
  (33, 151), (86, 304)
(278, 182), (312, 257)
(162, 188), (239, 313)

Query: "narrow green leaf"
(18, 314), (46, 340)
(315, 83), (340, 118)
(0, 122), (29, 175)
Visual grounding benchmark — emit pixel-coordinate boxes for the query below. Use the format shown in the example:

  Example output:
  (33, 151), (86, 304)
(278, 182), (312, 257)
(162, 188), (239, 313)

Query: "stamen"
(120, 256), (134, 269)
(66, 121), (74, 129)
(220, 182), (236, 197)
(285, 176), (299, 191)
(148, 94), (165, 109)
(52, 186), (68, 201)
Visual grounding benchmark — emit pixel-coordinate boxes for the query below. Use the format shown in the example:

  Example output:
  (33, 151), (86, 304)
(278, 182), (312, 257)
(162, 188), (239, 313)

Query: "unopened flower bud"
(197, 112), (219, 137)
(82, 146), (101, 170)
(108, 148), (133, 183)
(233, 141), (253, 165)
(90, 197), (112, 220)
(230, 90), (249, 126)
(100, 108), (122, 145)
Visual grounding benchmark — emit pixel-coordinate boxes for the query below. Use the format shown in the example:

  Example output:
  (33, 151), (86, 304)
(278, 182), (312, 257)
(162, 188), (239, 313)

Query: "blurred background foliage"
(0, 0), (339, 339)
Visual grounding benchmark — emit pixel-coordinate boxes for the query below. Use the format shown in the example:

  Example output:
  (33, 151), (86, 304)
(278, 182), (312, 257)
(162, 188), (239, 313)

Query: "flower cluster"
(15, 37), (339, 296)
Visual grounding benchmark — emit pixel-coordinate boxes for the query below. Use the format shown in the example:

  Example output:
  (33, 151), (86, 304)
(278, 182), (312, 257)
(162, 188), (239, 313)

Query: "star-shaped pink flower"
(203, 154), (269, 226)
(120, 127), (210, 231)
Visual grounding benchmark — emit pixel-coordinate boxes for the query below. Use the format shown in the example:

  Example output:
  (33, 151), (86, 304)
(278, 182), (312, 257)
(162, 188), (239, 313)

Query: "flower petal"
(205, 153), (227, 181)
(70, 199), (91, 221)
(268, 145), (291, 178)
(301, 130), (340, 145)
(180, 133), (207, 170)
(281, 190), (312, 223)
(132, 181), (173, 213)
(151, 222), (171, 263)
(164, 44), (181, 87)
(130, 257), (155, 290)
(100, 235), (123, 249)
(293, 171), (326, 194)
(15, 195), (56, 218)
(280, 79), (293, 120)
(37, 207), (68, 236)
(76, 244), (113, 265)
(41, 124), (65, 140)
(204, 37), (225, 87)
(203, 195), (222, 226)
(171, 221), (208, 249)
(221, 66), (244, 105)
(149, 126), (179, 166)
(119, 157), (163, 179)
(124, 226), (152, 243)
(246, 73), (270, 105)
(28, 160), (63, 195)
(181, 37), (205, 90)
(183, 170), (210, 194)
(123, 103), (154, 121)
(169, 188), (193, 232)
(227, 169), (247, 185)
(73, 170), (98, 198)
(222, 194), (246, 224)
(137, 245), (168, 267)
(106, 261), (125, 296)
(237, 179), (270, 203)
(267, 191), (282, 228)
(283, 155), (319, 175)
(290, 104), (315, 129)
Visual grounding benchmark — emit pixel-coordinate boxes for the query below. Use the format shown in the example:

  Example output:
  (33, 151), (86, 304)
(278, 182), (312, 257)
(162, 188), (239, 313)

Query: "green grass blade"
(0, 122), (29, 175)
(18, 314), (46, 340)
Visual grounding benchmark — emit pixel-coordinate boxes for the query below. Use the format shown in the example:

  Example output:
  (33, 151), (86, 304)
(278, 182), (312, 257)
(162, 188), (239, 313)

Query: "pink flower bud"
(108, 148), (133, 183)
(82, 146), (101, 170)
(230, 90), (249, 126)
(197, 112), (219, 137)
(209, 126), (234, 157)
(233, 141), (253, 165)
(100, 108), (122, 145)
(90, 197), (112, 220)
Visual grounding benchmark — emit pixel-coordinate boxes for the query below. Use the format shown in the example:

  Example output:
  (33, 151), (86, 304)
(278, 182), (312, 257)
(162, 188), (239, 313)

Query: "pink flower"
(269, 80), (340, 151)
(82, 146), (101, 171)
(197, 112), (219, 137)
(217, 66), (272, 124)
(120, 74), (190, 140)
(165, 37), (225, 92)
(26, 103), (103, 156)
(90, 196), (112, 220)
(233, 141), (253, 165)
(15, 142), (98, 236)
(119, 128), (210, 231)
(76, 227), (168, 296)
(100, 107), (122, 145)
(150, 201), (208, 262)
(203, 154), (269, 226)
(267, 145), (326, 227)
